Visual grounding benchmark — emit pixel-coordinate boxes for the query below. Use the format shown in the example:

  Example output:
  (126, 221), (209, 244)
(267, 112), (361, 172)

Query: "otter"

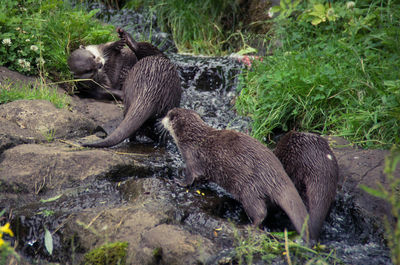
(274, 131), (339, 240)
(162, 108), (313, 242)
(68, 36), (136, 100)
(68, 28), (164, 100)
(81, 28), (181, 148)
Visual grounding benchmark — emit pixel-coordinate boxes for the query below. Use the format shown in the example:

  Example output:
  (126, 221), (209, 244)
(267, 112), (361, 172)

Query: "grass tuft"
(236, 0), (400, 148)
(0, 80), (69, 109)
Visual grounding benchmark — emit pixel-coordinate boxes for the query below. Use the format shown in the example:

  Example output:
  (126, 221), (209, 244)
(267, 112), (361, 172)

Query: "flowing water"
(6, 3), (392, 264)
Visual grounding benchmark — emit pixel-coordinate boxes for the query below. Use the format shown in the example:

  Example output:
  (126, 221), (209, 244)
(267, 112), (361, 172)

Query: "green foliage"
(0, 80), (69, 109)
(126, 0), (239, 55)
(0, 0), (116, 81)
(84, 241), (129, 265)
(233, 227), (339, 265)
(236, 0), (400, 148)
(360, 145), (400, 265)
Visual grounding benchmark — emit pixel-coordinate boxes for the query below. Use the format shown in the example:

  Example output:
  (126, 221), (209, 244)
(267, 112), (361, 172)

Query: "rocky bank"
(0, 65), (398, 264)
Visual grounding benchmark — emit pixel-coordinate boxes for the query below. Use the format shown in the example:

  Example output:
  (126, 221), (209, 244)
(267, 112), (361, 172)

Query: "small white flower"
(17, 58), (25, 66)
(30, 45), (39, 52)
(268, 8), (274, 18)
(36, 57), (45, 65)
(26, 39), (30, 42)
(346, 1), (355, 9)
(2, 38), (11, 46)
(17, 59), (31, 70)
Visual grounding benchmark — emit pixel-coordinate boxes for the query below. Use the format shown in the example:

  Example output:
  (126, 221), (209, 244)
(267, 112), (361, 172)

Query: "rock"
(137, 224), (214, 265)
(0, 117), (45, 153)
(0, 66), (37, 86)
(68, 97), (123, 135)
(0, 142), (151, 194)
(333, 146), (399, 230)
(0, 100), (97, 141)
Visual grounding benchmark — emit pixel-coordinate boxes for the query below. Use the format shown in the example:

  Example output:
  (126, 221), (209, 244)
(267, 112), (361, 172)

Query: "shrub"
(0, 0), (116, 81)
(236, 0), (400, 148)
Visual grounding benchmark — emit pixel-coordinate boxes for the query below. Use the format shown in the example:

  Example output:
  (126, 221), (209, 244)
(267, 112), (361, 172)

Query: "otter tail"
(82, 103), (154, 148)
(277, 184), (316, 242)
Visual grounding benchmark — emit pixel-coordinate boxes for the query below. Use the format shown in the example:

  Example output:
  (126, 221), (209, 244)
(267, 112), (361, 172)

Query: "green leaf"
(40, 194), (62, 203)
(44, 227), (53, 255)
(313, 4), (326, 14)
(359, 184), (388, 199)
(311, 18), (323, 25)
(237, 46), (258, 56)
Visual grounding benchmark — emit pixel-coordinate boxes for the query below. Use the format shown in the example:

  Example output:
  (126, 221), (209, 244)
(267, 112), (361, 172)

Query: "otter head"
(68, 45), (105, 79)
(162, 108), (207, 145)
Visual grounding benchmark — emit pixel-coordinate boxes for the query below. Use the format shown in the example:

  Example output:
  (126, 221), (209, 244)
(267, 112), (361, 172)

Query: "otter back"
(82, 56), (181, 148)
(274, 131), (339, 240)
(162, 108), (312, 242)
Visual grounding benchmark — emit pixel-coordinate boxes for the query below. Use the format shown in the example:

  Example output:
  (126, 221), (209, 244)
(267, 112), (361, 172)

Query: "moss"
(152, 247), (163, 263)
(84, 242), (129, 265)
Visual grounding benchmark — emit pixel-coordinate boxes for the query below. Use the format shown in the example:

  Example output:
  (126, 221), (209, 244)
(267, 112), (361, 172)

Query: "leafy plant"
(0, 0), (116, 82)
(236, 0), (400, 148)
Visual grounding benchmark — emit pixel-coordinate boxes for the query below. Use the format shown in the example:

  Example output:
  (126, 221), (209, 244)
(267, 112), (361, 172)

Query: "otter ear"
(79, 45), (85, 49)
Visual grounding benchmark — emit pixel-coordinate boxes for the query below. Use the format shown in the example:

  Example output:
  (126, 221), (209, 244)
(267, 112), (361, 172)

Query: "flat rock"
(0, 142), (151, 194)
(69, 97), (123, 134)
(0, 100), (97, 141)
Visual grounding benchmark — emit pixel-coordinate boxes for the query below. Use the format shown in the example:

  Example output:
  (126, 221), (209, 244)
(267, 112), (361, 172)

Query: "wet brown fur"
(81, 29), (181, 148)
(274, 131), (339, 240)
(68, 39), (137, 100)
(162, 108), (312, 241)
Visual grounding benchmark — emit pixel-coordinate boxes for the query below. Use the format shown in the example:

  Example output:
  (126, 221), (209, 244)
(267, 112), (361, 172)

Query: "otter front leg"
(117, 27), (139, 53)
(175, 167), (196, 187)
(241, 195), (267, 227)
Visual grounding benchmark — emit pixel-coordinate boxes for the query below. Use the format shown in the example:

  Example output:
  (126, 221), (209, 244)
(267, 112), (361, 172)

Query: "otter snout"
(161, 116), (170, 131)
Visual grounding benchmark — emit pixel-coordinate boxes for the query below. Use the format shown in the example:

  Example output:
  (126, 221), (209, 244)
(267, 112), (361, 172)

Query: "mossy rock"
(84, 242), (129, 265)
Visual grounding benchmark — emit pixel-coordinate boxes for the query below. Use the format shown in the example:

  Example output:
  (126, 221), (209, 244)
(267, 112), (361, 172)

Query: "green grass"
(0, 0), (117, 81)
(234, 227), (340, 265)
(236, 0), (400, 148)
(125, 0), (240, 55)
(0, 80), (69, 109)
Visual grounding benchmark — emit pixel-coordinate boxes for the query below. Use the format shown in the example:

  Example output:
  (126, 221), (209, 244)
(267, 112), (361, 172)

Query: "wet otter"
(68, 36), (136, 100)
(274, 131), (339, 240)
(81, 28), (181, 148)
(162, 108), (312, 241)
(68, 28), (164, 100)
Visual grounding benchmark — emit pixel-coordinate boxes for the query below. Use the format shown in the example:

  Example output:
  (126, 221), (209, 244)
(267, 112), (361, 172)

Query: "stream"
(3, 2), (392, 264)
(93, 3), (392, 264)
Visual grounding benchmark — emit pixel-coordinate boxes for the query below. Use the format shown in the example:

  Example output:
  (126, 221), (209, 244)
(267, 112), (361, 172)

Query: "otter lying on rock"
(162, 108), (313, 242)
(81, 28), (181, 148)
(68, 32), (137, 100)
(274, 131), (339, 240)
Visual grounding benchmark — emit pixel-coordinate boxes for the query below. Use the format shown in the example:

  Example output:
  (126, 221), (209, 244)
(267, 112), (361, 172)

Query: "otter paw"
(174, 177), (190, 187)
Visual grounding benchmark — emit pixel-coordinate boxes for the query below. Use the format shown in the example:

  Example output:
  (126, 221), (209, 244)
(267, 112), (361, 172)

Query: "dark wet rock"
(0, 100), (97, 141)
